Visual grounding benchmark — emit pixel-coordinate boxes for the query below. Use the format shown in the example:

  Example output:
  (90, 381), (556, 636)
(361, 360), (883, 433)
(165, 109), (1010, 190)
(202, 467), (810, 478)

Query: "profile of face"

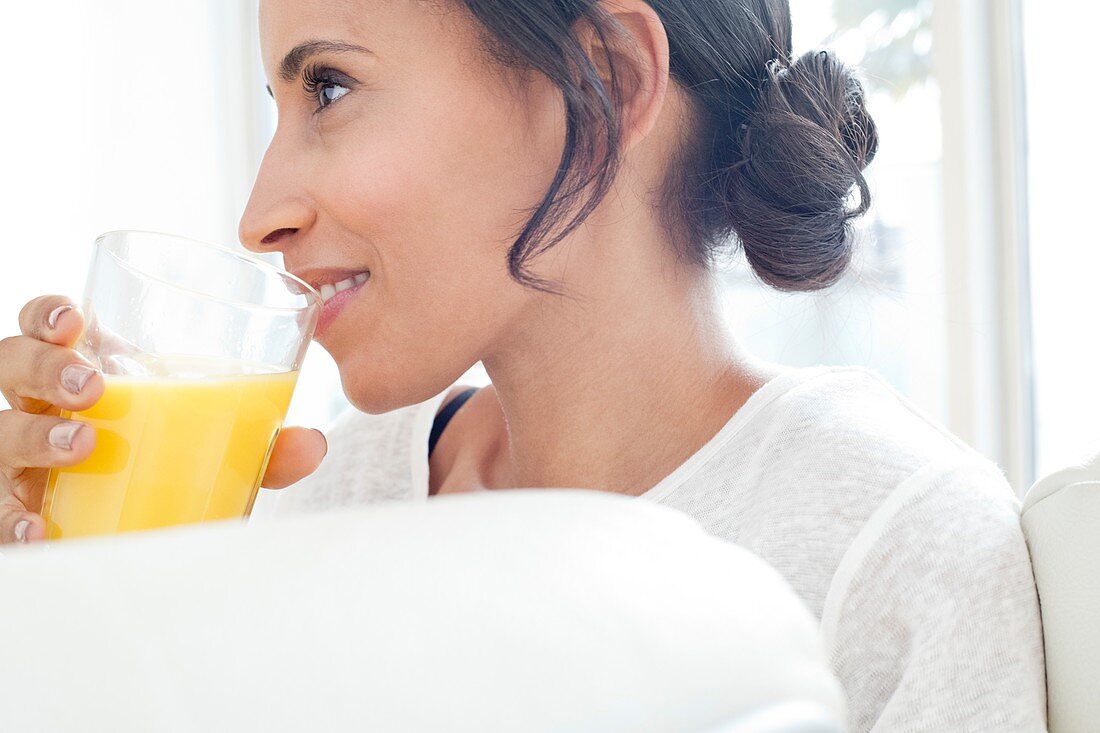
(242, 1), (878, 420)
(241, 0), (575, 414)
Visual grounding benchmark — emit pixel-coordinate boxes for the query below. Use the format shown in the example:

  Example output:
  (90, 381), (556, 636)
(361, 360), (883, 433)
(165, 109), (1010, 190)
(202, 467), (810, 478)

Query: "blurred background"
(0, 0), (1095, 499)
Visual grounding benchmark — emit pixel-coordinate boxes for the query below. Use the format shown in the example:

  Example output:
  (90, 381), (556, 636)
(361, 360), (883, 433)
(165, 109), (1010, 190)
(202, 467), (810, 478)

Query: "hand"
(0, 295), (327, 545)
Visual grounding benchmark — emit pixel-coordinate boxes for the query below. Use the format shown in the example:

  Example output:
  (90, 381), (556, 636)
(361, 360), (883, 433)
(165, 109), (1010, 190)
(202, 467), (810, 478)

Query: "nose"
(238, 137), (316, 253)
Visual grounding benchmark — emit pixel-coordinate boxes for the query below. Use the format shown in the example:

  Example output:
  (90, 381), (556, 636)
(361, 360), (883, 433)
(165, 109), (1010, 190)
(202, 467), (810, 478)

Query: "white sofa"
(0, 489), (846, 732)
(1021, 449), (1100, 733)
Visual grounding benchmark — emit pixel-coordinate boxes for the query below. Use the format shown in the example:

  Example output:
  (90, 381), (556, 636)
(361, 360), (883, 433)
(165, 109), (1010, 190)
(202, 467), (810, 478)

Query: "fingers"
(4, 295), (96, 415)
(0, 335), (105, 415)
(261, 426), (327, 490)
(18, 295), (85, 347)
(0, 410), (97, 482)
(0, 497), (45, 545)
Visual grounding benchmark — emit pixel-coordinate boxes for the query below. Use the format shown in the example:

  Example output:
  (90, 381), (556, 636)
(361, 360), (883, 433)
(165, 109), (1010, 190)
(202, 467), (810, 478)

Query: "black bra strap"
(429, 387), (479, 460)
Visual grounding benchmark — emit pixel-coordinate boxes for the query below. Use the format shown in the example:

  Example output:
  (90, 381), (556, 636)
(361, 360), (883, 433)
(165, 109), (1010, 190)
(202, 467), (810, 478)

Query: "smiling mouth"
(318, 271), (370, 303)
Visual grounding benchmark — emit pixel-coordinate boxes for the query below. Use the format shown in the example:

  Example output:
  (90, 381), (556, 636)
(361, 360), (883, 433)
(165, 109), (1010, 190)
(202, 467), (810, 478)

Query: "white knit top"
(269, 364), (1048, 732)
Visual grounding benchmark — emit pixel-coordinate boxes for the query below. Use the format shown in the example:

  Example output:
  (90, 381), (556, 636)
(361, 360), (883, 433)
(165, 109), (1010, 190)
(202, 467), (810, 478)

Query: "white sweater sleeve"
(819, 458), (1048, 732)
(268, 391), (447, 517)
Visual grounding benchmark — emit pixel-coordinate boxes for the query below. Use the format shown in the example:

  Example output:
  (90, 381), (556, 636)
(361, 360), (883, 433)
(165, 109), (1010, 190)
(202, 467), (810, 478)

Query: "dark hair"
(462, 0), (879, 295)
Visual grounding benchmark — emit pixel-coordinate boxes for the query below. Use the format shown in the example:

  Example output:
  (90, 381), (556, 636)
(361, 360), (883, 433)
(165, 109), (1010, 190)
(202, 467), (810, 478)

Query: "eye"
(320, 84), (349, 106)
(302, 64), (355, 112)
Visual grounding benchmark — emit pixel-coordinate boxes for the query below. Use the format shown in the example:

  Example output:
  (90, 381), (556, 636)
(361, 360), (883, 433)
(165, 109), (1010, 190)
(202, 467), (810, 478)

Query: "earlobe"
(584, 0), (671, 154)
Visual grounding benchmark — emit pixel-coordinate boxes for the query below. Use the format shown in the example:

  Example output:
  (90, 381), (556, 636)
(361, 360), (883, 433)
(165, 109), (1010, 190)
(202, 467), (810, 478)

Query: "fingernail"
(312, 428), (329, 457)
(14, 520), (30, 543)
(48, 305), (74, 329)
(61, 364), (97, 395)
(49, 421), (84, 450)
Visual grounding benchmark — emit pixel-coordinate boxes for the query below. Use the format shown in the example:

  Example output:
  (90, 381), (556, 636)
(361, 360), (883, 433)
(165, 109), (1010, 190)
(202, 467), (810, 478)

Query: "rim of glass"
(95, 229), (323, 314)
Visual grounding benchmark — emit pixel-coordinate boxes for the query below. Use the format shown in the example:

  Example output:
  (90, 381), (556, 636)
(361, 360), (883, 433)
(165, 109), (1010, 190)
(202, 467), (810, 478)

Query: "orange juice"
(42, 357), (298, 540)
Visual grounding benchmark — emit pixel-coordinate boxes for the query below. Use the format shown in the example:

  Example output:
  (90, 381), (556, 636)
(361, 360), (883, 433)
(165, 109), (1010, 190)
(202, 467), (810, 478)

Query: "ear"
(577, 0), (671, 154)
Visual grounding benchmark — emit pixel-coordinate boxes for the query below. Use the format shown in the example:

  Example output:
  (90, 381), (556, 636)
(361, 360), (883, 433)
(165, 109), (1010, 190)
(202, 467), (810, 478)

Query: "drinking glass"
(42, 230), (321, 540)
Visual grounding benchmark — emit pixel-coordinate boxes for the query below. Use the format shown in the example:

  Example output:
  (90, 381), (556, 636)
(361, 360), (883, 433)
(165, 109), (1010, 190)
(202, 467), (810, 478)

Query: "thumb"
(260, 426), (327, 490)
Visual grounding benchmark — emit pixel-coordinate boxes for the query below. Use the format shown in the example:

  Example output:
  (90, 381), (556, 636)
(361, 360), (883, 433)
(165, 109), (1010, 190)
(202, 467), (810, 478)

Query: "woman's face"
(242, 0), (567, 412)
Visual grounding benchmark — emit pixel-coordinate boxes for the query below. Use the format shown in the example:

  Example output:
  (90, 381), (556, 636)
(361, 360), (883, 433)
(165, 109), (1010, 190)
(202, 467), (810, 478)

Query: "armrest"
(1021, 450), (1100, 732)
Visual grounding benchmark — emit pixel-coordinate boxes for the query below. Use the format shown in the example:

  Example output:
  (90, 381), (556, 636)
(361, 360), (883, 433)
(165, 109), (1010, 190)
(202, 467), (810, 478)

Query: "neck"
(481, 223), (777, 496)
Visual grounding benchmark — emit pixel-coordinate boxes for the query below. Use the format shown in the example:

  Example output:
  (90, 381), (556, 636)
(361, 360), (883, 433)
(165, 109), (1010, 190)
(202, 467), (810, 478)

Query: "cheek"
(323, 71), (564, 287)
(313, 70), (564, 406)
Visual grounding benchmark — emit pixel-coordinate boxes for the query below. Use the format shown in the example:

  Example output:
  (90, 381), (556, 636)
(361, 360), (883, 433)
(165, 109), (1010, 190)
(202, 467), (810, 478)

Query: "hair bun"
(727, 49), (880, 292)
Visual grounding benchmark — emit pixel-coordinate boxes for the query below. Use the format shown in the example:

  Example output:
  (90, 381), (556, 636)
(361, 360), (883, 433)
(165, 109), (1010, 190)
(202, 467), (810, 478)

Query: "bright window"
(1020, 0), (1100, 478)
(0, 1), (258, 379)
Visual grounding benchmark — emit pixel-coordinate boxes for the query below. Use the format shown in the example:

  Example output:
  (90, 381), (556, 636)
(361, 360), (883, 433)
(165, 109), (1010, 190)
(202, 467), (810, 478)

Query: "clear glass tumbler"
(42, 230), (321, 541)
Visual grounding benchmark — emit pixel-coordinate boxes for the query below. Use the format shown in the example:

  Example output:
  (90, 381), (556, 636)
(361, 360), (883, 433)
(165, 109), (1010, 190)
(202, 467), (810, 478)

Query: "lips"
(315, 274), (369, 338)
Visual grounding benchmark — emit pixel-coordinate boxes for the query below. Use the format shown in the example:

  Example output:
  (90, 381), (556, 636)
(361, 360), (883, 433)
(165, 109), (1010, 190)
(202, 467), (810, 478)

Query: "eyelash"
(301, 64), (353, 113)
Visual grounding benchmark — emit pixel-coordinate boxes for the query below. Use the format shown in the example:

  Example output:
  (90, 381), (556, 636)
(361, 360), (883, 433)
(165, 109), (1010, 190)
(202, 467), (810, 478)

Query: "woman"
(0, 0), (1046, 729)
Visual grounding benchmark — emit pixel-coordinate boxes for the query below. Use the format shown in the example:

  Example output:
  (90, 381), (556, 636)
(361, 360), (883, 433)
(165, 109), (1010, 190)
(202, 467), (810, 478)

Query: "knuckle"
(0, 337), (36, 402)
(32, 344), (58, 387)
(0, 335), (18, 361)
(0, 410), (20, 467)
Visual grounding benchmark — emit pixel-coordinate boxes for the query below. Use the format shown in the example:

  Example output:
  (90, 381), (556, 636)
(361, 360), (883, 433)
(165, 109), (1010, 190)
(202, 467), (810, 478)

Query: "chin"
(337, 362), (407, 415)
(335, 353), (448, 415)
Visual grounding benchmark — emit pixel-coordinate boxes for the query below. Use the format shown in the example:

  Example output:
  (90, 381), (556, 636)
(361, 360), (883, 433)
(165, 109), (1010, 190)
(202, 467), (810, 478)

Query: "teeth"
(319, 271), (370, 304)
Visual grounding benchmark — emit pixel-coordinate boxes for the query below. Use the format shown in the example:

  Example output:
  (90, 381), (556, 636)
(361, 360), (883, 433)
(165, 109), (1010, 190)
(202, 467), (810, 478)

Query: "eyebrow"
(266, 39), (373, 95)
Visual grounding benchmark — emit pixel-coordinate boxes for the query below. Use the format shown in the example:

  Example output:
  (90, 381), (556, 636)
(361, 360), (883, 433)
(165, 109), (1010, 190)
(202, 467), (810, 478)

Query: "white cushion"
(0, 489), (846, 732)
(1021, 450), (1100, 733)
